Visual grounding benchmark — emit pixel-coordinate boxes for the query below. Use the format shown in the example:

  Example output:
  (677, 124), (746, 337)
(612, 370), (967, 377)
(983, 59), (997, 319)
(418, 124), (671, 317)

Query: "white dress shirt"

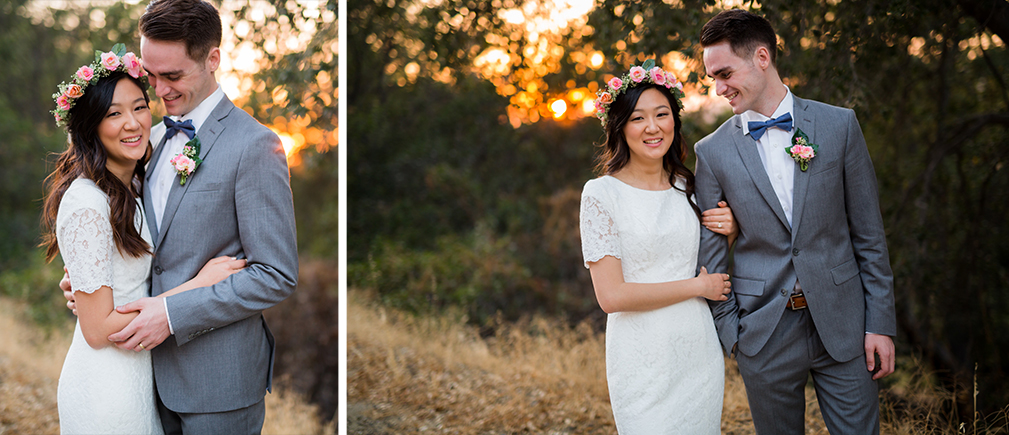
(741, 86), (796, 227)
(149, 84), (226, 228)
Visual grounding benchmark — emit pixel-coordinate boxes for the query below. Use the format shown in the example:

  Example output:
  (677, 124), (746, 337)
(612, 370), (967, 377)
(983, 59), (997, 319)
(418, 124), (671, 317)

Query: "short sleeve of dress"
(580, 182), (621, 269)
(57, 191), (115, 295)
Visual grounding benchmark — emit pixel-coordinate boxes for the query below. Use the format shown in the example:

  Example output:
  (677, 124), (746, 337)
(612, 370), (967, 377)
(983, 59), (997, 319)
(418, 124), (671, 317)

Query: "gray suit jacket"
(694, 96), (895, 362)
(143, 95), (298, 413)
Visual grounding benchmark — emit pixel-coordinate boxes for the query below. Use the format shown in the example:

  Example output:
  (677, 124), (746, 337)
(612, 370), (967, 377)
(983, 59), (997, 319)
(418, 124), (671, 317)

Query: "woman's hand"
(696, 266), (731, 301)
(702, 201), (739, 245)
(194, 256), (247, 288)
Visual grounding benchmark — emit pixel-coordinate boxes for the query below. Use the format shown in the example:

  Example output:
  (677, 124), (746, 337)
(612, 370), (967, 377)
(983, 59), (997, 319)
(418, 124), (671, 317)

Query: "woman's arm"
(701, 201), (739, 246)
(588, 255), (731, 313)
(158, 256), (247, 299)
(74, 257), (245, 349)
(75, 286), (139, 349)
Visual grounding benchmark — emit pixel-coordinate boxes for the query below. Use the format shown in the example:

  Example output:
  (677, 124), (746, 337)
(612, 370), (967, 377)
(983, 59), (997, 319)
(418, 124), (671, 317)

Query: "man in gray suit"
(694, 10), (896, 434)
(62, 0), (297, 432)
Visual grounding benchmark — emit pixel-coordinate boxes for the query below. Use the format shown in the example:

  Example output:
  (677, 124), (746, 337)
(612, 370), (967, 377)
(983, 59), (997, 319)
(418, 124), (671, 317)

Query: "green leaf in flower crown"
(94, 50), (103, 63)
(642, 58), (655, 70)
(112, 43), (126, 57)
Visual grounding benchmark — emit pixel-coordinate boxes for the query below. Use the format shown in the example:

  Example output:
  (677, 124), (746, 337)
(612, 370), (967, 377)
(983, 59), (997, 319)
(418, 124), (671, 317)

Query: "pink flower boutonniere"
(787, 128), (818, 172)
(170, 136), (203, 185)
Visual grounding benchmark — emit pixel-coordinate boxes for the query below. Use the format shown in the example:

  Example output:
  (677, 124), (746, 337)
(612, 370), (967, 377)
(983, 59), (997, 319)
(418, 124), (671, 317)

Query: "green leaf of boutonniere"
(170, 136), (203, 185)
(786, 128), (819, 172)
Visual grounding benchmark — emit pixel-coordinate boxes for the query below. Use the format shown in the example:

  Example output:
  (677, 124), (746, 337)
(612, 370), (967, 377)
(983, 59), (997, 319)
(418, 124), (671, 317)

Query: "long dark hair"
(594, 83), (701, 219)
(41, 71), (153, 261)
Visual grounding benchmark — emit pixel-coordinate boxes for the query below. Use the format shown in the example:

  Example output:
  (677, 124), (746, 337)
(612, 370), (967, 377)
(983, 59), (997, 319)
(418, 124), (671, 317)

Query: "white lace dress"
(56, 178), (163, 434)
(580, 175), (723, 434)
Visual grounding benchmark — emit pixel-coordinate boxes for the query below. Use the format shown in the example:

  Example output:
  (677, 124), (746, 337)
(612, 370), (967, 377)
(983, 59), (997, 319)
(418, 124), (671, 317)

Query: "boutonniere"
(787, 128), (818, 172)
(169, 136), (202, 185)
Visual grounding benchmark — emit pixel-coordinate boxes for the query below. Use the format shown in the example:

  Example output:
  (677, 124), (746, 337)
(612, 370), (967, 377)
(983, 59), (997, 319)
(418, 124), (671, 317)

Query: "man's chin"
(163, 99), (185, 116)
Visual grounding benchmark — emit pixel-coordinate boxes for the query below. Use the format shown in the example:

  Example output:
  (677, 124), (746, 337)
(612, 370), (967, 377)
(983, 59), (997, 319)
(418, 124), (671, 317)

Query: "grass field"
(0, 296), (334, 435)
(348, 290), (1005, 434)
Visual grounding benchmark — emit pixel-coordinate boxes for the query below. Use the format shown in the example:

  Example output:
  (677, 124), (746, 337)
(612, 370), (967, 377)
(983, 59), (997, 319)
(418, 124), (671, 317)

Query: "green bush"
(0, 252), (72, 331)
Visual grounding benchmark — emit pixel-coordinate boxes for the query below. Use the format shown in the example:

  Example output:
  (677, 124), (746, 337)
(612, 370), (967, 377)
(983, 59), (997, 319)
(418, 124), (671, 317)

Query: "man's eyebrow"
(144, 67), (184, 77)
(708, 66), (731, 78)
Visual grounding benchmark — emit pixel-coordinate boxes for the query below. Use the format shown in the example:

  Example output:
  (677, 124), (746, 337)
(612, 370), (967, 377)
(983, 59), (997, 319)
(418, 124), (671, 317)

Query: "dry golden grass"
(0, 296), (332, 435)
(348, 290), (980, 434)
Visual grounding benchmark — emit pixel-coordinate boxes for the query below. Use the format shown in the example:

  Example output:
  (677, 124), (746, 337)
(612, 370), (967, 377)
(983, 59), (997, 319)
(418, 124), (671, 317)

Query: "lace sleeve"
(58, 207), (115, 294)
(580, 194), (621, 269)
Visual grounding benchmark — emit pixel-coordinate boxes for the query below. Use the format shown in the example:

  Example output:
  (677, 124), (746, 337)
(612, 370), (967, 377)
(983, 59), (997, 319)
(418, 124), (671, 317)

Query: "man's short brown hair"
(139, 0), (222, 62)
(700, 9), (778, 67)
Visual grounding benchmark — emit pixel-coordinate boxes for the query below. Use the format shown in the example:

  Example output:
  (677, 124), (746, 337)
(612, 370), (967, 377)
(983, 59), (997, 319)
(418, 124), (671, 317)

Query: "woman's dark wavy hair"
(594, 83), (701, 219)
(41, 71), (153, 262)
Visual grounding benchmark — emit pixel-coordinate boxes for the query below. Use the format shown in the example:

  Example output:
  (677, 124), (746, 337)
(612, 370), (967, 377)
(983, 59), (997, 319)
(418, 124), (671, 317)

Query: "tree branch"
(958, 0), (1009, 43)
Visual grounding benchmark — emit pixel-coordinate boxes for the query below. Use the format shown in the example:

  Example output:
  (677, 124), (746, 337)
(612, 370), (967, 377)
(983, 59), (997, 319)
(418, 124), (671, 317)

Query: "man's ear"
(206, 47), (221, 73)
(753, 45), (772, 71)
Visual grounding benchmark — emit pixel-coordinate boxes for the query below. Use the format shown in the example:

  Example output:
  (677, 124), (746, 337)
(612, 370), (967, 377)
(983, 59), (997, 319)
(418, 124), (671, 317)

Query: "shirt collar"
(169, 84), (225, 133)
(741, 85), (793, 136)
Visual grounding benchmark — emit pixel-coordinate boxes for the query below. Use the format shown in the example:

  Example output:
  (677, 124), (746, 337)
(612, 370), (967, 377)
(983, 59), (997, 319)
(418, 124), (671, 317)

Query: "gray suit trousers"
(736, 308), (879, 435)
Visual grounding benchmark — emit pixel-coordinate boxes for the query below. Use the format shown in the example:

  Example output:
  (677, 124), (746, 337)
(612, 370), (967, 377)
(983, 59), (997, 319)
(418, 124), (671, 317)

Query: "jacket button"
(154, 266), (163, 275)
(780, 289), (787, 296)
(792, 248), (800, 256)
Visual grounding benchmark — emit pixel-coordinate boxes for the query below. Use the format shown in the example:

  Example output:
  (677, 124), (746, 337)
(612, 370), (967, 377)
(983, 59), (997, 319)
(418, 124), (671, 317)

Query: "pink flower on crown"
(54, 113), (63, 123)
(649, 67), (666, 85)
(75, 66), (94, 82)
(122, 52), (143, 78)
(56, 94), (71, 111)
(64, 84), (83, 99)
(101, 52), (121, 71)
(598, 92), (613, 104)
(608, 77), (623, 91)
(665, 71), (678, 86)
(629, 66), (647, 83)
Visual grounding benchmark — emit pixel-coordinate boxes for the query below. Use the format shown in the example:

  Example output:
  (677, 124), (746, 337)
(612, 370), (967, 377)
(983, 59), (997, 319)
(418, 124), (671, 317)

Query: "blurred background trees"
(348, 0), (1009, 426)
(0, 0), (338, 422)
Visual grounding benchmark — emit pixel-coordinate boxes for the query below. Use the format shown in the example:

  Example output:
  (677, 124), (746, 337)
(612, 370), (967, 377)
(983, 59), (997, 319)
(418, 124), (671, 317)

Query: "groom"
(62, 0), (298, 431)
(694, 9), (896, 434)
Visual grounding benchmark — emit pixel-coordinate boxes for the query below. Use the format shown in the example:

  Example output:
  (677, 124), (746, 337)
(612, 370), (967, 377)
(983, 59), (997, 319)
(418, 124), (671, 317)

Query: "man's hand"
(865, 333), (895, 380)
(108, 297), (171, 352)
(60, 267), (77, 316)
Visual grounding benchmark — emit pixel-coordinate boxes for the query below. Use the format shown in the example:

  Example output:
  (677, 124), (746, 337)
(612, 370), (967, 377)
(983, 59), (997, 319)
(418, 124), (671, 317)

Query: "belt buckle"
(787, 293), (807, 310)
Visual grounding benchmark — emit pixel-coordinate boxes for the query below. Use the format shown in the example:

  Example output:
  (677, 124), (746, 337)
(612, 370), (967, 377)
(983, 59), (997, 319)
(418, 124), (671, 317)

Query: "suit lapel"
(789, 96), (815, 242)
(154, 97), (234, 249)
(731, 116), (791, 231)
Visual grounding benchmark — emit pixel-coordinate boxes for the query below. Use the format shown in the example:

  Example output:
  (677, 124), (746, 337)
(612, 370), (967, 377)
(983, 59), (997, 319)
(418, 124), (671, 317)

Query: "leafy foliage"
(350, 0), (1009, 421)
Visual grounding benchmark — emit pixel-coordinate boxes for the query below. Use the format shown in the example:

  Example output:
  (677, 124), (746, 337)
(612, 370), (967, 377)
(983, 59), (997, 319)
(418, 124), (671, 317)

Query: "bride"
(40, 45), (245, 433)
(580, 59), (737, 434)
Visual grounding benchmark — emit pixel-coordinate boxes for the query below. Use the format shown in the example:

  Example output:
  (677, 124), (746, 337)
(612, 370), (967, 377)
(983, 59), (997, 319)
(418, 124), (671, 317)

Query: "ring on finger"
(717, 222), (723, 228)
(138, 343), (146, 351)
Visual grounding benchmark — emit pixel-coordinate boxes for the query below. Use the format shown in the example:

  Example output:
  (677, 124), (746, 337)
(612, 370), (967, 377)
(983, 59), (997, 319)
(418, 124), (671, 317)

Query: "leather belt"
(786, 293), (807, 310)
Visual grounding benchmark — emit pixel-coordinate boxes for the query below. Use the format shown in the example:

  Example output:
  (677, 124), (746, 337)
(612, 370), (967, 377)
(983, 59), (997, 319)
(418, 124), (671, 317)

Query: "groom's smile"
(140, 37), (220, 117)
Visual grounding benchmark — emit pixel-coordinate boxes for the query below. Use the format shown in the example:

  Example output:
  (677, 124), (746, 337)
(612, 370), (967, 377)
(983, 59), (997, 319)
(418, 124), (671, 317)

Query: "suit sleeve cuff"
(164, 297), (175, 335)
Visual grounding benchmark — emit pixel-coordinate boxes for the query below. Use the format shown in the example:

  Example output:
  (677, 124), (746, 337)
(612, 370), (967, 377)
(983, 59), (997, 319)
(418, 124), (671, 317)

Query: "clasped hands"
(62, 273), (171, 351)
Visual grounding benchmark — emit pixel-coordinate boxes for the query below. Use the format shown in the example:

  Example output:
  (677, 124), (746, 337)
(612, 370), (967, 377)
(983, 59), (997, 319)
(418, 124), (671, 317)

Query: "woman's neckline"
(604, 174), (677, 192)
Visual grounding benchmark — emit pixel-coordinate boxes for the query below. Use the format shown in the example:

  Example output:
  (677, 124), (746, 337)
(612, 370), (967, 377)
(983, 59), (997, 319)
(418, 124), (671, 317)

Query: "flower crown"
(51, 43), (148, 129)
(593, 58), (685, 127)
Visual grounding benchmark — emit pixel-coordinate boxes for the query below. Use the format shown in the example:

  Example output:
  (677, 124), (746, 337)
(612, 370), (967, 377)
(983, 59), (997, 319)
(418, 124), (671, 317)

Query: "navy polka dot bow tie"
(747, 112), (793, 141)
(163, 117), (196, 140)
